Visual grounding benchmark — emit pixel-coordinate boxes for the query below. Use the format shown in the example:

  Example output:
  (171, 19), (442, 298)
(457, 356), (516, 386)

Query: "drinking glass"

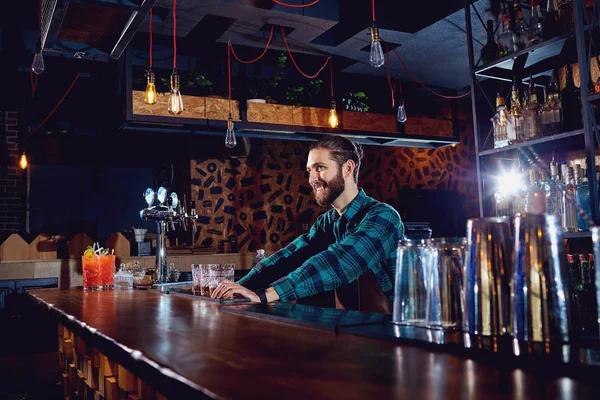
(99, 254), (116, 289)
(392, 240), (431, 326)
(82, 254), (100, 290)
(426, 237), (467, 330)
(209, 264), (235, 297)
(192, 264), (213, 296)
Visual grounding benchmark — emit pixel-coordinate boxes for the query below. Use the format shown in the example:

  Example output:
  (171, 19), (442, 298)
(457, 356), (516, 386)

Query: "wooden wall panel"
(292, 106), (330, 127)
(342, 111), (398, 133)
(246, 102), (294, 125)
(132, 91), (206, 119)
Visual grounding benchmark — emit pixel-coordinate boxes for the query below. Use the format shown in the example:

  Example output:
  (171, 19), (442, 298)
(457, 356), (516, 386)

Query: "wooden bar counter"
(27, 288), (599, 399)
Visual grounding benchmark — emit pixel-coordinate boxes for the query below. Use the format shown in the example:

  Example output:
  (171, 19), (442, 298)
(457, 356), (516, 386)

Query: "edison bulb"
(144, 70), (157, 105)
(168, 70), (183, 115)
(225, 115), (237, 148)
(19, 153), (28, 169)
(329, 108), (339, 128)
(369, 26), (385, 68)
(32, 51), (44, 75)
(396, 99), (407, 123)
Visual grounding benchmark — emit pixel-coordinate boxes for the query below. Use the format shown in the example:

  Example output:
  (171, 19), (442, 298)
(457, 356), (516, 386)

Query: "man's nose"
(308, 170), (319, 184)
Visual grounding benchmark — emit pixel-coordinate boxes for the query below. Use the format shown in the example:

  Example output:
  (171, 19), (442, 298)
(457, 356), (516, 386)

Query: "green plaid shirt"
(238, 189), (404, 302)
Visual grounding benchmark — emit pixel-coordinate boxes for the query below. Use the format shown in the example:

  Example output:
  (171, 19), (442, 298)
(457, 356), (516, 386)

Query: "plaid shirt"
(238, 189), (404, 302)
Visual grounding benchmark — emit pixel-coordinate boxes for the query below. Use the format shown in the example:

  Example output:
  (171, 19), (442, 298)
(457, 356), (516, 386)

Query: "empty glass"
(426, 238), (467, 330)
(392, 240), (431, 326)
(192, 264), (213, 296)
(209, 264), (235, 297)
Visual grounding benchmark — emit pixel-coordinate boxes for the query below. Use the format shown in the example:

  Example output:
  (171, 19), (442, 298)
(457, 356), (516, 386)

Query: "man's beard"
(313, 169), (345, 206)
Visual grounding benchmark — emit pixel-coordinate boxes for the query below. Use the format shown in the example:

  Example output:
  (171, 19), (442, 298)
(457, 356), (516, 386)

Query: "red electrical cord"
(372, 0), (376, 22)
(149, 9), (153, 68)
(31, 0), (42, 98)
(27, 73), (80, 138)
(230, 25), (274, 64)
(173, 0), (177, 69)
(385, 45), (394, 107)
(329, 57), (334, 98)
(273, 0), (320, 7)
(228, 44), (232, 115)
(281, 27), (330, 79)
(392, 48), (471, 99)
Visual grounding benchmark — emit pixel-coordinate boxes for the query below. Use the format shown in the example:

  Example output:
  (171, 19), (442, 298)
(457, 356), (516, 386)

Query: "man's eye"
(316, 166), (324, 171)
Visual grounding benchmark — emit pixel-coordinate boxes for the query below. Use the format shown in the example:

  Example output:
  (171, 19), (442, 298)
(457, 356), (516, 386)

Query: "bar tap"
(140, 187), (198, 284)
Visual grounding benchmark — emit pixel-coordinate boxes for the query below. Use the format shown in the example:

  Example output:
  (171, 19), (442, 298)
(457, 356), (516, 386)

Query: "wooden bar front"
(28, 289), (599, 399)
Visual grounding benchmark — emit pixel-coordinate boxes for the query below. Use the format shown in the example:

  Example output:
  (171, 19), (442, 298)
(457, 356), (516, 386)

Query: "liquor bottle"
(541, 88), (551, 136)
(513, 0), (528, 49)
(526, 76), (543, 139)
(481, 20), (499, 65)
(525, 169), (546, 213)
(492, 93), (509, 148)
(574, 165), (591, 231)
(561, 165), (578, 232)
(543, 0), (560, 40)
(578, 254), (599, 335)
(561, 64), (582, 132)
(545, 155), (563, 217)
(527, 1), (544, 46)
(510, 77), (525, 142)
(498, 3), (519, 55)
(558, 0), (573, 31)
(521, 85), (531, 140)
(547, 70), (562, 134)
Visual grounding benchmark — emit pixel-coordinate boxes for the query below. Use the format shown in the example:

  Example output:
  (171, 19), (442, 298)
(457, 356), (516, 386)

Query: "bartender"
(212, 135), (404, 313)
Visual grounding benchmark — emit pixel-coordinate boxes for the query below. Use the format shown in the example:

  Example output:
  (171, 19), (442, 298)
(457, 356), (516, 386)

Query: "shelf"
(563, 231), (593, 239)
(478, 128), (585, 157)
(474, 32), (572, 83)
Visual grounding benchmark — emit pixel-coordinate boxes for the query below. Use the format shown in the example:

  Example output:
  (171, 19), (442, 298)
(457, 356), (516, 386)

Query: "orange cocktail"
(82, 254), (100, 290)
(99, 254), (115, 288)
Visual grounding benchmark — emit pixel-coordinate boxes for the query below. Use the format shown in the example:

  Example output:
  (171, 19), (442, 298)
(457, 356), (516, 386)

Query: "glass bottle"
(558, 0), (573, 31)
(521, 85), (531, 140)
(577, 254), (599, 335)
(492, 93), (509, 148)
(574, 165), (591, 231)
(541, 88), (551, 136)
(513, 0), (528, 49)
(527, 1), (544, 47)
(561, 64), (582, 132)
(547, 70), (562, 135)
(525, 169), (546, 213)
(543, 0), (560, 40)
(481, 20), (499, 65)
(545, 157), (563, 217)
(498, 3), (518, 55)
(526, 76), (542, 140)
(510, 77), (525, 142)
(561, 165), (578, 233)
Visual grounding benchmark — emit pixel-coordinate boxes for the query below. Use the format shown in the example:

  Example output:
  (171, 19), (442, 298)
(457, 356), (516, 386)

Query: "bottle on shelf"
(492, 93), (512, 148)
(577, 253), (599, 335)
(574, 164), (591, 231)
(481, 20), (499, 65)
(525, 169), (546, 213)
(561, 64), (583, 132)
(513, 0), (528, 49)
(510, 77), (525, 142)
(526, 76), (543, 140)
(546, 70), (562, 135)
(542, 88), (552, 136)
(498, 2), (519, 56)
(561, 165), (578, 233)
(545, 155), (563, 218)
(521, 82), (531, 140)
(543, 0), (560, 40)
(527, 1), (544, 47)
(558, 0), (574, 32)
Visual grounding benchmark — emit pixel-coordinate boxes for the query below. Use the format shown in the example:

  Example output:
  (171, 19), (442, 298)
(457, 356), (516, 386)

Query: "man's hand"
(211, 280), (260, 302)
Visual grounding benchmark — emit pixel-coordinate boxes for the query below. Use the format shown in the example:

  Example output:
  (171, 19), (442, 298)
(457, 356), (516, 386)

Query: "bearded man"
(212, 135), (404, 313)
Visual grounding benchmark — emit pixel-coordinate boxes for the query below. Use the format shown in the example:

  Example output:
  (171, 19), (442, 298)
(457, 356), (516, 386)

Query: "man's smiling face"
(306, 148), (346, 207)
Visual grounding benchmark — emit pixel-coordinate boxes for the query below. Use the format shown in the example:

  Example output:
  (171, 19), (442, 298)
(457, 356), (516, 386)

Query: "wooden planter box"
(132, 91), (240, 121)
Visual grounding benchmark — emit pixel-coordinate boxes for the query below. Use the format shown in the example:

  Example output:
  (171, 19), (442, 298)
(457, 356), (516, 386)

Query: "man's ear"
(344, 160), (355, 179)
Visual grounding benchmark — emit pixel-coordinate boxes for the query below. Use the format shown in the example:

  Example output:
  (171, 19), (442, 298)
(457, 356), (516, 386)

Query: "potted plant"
(247, 52), (288, 103)
(342, 91), (369, 112)
(284, 79), (323, 106)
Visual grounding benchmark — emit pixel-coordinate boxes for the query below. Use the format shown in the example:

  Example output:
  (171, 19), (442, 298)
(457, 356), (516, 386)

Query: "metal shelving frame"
(465, 0), (600, 224)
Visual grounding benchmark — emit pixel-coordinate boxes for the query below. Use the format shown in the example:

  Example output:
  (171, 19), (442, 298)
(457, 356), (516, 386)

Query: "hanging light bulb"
(168, 70), (183, 115)
(225, 114), (237, 148)
(328, 99), (339, 128)
(144, 70), (157, 105)
(19, 153), (28, 170)
(396, 99), (407, 123)
(32, 40), (45, 75)
(369, 25), (385, 68)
